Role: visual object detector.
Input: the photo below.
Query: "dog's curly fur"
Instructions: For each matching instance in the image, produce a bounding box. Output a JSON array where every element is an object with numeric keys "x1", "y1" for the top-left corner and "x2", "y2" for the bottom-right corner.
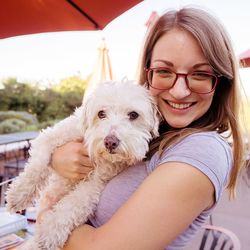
[{"x1": 6, "y1": 81, "x2": 159, "y2": 250}]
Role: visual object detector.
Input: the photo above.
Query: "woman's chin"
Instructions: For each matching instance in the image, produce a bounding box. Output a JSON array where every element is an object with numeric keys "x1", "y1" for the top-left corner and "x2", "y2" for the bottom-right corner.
[{"x1": 165, "y1": 118, "x2": 193, "y2": 129}]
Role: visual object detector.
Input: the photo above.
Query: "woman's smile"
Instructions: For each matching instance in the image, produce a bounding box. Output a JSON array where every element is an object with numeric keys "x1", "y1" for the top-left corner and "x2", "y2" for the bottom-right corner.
[{"x1": 165, "y1": 100, "x2": 195, "y2": 110}]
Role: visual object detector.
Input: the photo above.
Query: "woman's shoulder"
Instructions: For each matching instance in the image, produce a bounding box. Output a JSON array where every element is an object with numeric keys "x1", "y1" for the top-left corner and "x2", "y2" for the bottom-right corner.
[
  {"x1": 181, "y1": 131, "x2": 231, "y2": 144},
  {"x1": 150, "y1": 131, "x2": 232, "y2": 165},
  {"x1": 170, "y1": 131, "x2": 231, "y2": 149},
  {"x1": 147, "y1": 131, "x2": 233, "y2": 201}
]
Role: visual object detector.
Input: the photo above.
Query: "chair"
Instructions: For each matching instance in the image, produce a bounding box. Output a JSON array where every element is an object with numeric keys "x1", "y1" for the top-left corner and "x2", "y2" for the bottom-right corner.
[
  {"x1": 0, "y1": 146, "x2": 29, "y2": 206},
  {"x1": 3, "y1": 158, "x2": 26, "y2": 177},
  {"x1": 199, "y1": 224, "x2": 241, "y2": 250},
  {"x1": 3, "y1": 145, "x2": 29, "y2": 178}
]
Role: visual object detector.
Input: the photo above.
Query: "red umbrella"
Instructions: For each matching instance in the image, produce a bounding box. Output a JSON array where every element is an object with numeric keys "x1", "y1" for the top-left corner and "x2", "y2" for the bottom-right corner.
[
  {"x1": 0, "y1": 0, "x2": 142, "y2": 39},
  {"x1": 239, "y1": 49, "x2": 250, "y2": 68}
]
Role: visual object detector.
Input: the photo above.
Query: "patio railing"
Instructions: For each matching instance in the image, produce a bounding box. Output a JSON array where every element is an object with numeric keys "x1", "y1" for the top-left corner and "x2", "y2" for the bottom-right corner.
[{"x1": 0, "y1": 177, "x2": 16, "y2": 206}]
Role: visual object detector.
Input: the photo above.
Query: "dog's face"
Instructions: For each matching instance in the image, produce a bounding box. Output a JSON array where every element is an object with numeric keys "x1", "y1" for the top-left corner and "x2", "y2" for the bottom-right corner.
[{"x1": 80, "y1": 81, "x2": 159, "y2": 165}]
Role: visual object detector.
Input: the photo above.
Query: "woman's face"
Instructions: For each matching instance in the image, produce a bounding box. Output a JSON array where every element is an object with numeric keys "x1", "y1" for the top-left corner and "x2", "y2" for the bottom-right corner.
[{"x1": 150, "y1": 28, "x2": 215, "y2": 128}]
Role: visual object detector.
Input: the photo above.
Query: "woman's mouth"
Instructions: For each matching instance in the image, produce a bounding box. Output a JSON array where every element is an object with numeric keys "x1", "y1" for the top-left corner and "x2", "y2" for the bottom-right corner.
[{"x1": 166, "y1": 100, "x2": 195, "y2": 110}]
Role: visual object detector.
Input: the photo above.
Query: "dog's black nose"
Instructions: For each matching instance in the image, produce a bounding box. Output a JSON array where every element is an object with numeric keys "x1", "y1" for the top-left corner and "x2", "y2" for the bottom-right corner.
[{"x1": 104, "y1": 135, "x2": 120, "y2": 152}]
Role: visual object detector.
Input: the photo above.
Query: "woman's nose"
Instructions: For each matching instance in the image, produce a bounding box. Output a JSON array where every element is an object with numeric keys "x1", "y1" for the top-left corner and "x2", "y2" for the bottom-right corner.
[{"x1": 168, "y1": 76, "x2": 191, "y2": 99}]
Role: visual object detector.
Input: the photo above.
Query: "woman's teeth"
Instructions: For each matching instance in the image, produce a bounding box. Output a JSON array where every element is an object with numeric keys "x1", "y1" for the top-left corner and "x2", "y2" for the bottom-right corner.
[{"x1": 168, "y1": 101, "x2": 192, "y2": 109}]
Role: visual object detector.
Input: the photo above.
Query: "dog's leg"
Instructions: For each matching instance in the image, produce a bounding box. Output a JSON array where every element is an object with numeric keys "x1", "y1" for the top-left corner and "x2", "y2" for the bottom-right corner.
[
  {"x1": 6, "y1": 109, "x2": 83, "y2": 213},
  {"x1": 37, "y1": 173, "x2": 75, "y2": 223},
  {"x1": 35, "y1": 177, "x2": 105, "y2": 250}
]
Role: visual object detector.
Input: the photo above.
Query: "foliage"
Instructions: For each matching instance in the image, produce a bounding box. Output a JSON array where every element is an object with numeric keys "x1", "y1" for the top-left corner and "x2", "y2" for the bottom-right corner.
[
  {"x1": 0, "y1": 78, "x2": 39, "y2": 113},
  {"x1": 0, "y1": 76, "x2": 87, "y2": 133},
  {"x1": 50, "y1": 76, "x2": 86, "y2": 120},
  {"x1": 36, "y1": 119, "x2": 60, "y2": 130},
  {"x1": 0, "y1": 111, "x2": 38, "y2": 124},
  {"x1": 0, "y1": 118, "x2": 26, "y2": 134},
  {"x1": 53, "y1": 76, "x2": 86, "y2": 94},
  {"x1": 0, "y1": 111, "x2": 38, "y2": 134}
]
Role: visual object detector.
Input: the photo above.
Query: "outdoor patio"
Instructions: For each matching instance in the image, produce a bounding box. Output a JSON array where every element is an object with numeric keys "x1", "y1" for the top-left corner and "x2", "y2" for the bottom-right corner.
[{"x1": 185, "y1": 167, "x2": 250, "y2": 249}]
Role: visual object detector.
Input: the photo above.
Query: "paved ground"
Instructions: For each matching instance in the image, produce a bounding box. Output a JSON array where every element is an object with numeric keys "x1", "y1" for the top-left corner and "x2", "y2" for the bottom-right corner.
[{"x1": 185, "y1": 169, "x2": 250, "y2": 249}]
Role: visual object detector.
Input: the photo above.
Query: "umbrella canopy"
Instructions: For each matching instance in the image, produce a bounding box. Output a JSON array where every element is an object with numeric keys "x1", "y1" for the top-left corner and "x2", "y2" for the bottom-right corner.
[
  {"x1": 87, "y1": 38, "x2": 113, "y2": 91},
  {"x1": 239, "y1": 49, "x2": 250, "y2": 68},
  {"x1": 0, "y1": 0, "x2": 142, "y2": 39}
]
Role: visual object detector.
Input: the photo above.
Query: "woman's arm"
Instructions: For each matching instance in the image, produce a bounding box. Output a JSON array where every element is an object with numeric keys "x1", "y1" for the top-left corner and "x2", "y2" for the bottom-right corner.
[{"x1": 62, "y1": 162, "x2": 214, "y2": 250}]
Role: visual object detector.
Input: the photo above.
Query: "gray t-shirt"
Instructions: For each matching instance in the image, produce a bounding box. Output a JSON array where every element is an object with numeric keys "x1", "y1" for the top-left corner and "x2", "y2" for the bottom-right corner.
[{"x1": 89, "y1": 132, "x2": 233, "y2": 249}]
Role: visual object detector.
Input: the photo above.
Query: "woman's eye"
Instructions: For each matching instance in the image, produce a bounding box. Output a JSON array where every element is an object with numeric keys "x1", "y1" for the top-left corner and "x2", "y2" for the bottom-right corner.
[
  {"x1": 98, "y1": 110, "x2": 106, "y2": 119},
  {"x1": 128, "y1": 111, "x2": 139, "y2": 120},
  {"x1": 154, "y1": 68, "x2": 173, "y2": 77},
  {"x1": 191, "y1": 71, "x2": 211, "y2": 79}
]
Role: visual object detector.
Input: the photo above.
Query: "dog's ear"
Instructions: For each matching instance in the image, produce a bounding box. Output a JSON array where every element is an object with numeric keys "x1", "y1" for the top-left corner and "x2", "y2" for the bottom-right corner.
[{"x1": 77, "y1": 97, "x2": 91, "y2": 134}]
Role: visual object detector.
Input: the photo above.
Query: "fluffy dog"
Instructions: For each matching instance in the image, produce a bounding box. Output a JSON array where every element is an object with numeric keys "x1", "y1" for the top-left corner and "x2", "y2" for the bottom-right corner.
[{"x1": 6, "y1": 81, "x2": 159, "y2": 250}]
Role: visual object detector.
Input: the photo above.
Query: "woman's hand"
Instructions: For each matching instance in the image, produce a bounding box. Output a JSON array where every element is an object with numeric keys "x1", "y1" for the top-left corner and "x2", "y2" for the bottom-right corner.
[{"x1": 51, "y1": 138, "x2": 93, "y2": 180}]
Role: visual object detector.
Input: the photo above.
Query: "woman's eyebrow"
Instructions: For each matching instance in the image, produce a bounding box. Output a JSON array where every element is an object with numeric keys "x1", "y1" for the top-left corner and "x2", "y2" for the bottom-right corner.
[
  {"x1": 152, "y1": 59, "x2": 174, "y2": 67},
  {"x1": 152, "y1": 60, "x2": 211, "y2": 69},
  {"x1": 193, "y1": 62, "x2": 211, "y2": 69}
]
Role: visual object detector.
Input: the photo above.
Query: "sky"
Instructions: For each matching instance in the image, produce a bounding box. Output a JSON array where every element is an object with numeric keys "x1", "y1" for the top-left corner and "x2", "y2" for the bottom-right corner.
[{"x1": 0, "y1": 0, "x2": 250, "y2": 96}]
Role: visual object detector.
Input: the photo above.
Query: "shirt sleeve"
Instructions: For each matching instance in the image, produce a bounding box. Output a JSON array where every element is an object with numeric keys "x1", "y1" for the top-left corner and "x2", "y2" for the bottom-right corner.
[{"x1": 146, "y1": 132, "x2": 233, "y2": 202}]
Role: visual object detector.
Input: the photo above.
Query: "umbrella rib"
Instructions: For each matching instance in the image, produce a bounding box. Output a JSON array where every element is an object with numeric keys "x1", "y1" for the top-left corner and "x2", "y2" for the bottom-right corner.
[{"x1": 66, "y1": 0, "x2": 101, "y2": 29}]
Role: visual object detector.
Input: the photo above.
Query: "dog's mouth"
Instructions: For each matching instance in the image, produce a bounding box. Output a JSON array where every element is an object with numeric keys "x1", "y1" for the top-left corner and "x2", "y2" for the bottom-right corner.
[
  {"x1": 107, "y1": 149, "x2": 117, "y2": 154},
  {"x1": 98, "y1": 148, "x2": 129, "y2": 163}
]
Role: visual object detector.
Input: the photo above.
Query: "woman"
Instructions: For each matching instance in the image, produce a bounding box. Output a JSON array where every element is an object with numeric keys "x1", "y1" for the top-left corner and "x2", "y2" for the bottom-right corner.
[{"x1": 50, "y1": 7, "x2": 244, "y2": 250}]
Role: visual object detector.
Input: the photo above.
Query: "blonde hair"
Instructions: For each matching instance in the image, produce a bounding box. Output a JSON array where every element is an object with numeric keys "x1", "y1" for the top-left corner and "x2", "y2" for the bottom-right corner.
[{"x1": 137, "y1": 7, "x2": 245, "y2": 197}]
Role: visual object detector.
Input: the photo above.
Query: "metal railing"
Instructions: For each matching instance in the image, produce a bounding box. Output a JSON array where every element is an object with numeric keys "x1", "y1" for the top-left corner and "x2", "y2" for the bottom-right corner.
[{"x1": 0, "y1": 177, "x2": 16, "y2": 206}]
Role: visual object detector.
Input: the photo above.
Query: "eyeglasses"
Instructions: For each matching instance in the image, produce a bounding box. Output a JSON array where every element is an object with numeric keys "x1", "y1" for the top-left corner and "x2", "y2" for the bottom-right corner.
[{"x1": 145, "y1": 67, "x2": 219, "y2": 94}]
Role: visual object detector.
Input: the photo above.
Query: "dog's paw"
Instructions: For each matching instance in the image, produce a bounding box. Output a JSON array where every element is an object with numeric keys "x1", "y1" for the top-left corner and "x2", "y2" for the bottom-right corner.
[
  {"x1": 5, "y1": 183, "x2": 33, "y2": 212},
  {"x1": 16, "y1": 237, "x2": 37, "y2": 250},
  {"x1": 36, "y1": 210, "x2": 71, "y2": 250},
  {"x1": 36, "y1": 234, "x2": 62, "y2": 250},
  {"x1": 36, "y1": 238, "x2": 61, "y2": 250},
  {"x1": 5, "y1": 195, "x2": 22, "y2": 213},
  {"x1": 5, "y1": 195, "x2": 30, "y2": 213}
]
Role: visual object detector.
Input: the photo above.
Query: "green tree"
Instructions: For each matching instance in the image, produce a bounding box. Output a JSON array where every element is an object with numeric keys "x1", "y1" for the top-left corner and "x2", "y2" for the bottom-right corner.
[
  {"x1": 52, "y1": 76, "x2": 87, "y2": 117},
  {"x1": 53, "y1": 76, "x2": 87, "y2": 95},
  {"x1": 0, "y1": 76, "x2": 87, "y2": 127}
]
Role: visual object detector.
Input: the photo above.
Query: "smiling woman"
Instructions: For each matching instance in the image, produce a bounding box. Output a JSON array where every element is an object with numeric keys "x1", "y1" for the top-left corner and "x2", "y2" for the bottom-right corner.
[{"x1": 43, "y1": 7, "x2": 247, "y2": 250}]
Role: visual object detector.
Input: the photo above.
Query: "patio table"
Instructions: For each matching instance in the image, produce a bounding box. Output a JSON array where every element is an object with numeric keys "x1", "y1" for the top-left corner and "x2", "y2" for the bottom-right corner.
[
  {"x1": 0, "y1": 132, "x2": 39, "y2": 206},
  {"x1": 0, "y1": 131, "x2": 39, "y2": 146}
]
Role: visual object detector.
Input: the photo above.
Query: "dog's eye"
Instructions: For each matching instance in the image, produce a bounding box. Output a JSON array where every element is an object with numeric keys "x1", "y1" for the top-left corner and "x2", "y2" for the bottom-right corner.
[
  {"x1": 98, "y1": 110, "x2": 106, "y2": 119},
  {"x1": 128, "y1": 111, "x2": 139, "y2": 120}
]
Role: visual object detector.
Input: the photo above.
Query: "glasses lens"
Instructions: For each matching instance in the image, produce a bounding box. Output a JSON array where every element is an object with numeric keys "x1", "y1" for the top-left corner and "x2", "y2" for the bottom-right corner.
[
  {"x1": 148, "y1": 68, "x2": 175, "y2": 90},
  {"x1": 188, "y1": 72, "x2": 217, "y2": 93}
]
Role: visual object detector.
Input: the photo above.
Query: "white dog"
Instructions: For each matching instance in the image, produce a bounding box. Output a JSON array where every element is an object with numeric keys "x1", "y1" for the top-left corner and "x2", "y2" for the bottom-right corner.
[{"x1": 6, "y1": 81, "x2": 159, "y2": 250}]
